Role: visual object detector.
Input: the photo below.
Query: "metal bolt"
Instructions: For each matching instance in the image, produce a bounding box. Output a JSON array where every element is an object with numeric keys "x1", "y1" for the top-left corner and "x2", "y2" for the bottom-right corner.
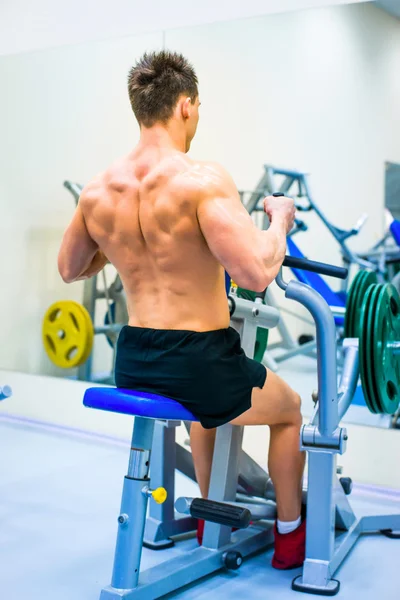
[
  {"x1": 252, "y1": 308, "x2": 259, "y2": 317},
  {"x1": 343, "y1": 435, "x2": 348, "y2": 441},
  {"x1": 118, "y1": 514, "x2": 129, "y2": 525}
]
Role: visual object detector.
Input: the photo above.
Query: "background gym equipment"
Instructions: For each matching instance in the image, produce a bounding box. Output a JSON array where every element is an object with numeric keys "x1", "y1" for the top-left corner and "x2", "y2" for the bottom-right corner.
[
  {"x1": 242, "y1": 165, "x2": 400, "y2": 288},
  {"x1": 359, "y1": 283, "x2": 400, "y2": 416},
  {"x1": 241, "y1": 168, "x2": 400, "y2": 375},
  {"x1": 0, "y1": 385, "x2": 12, "y2": 401},
  {"x1": 344, "y1": 270, "x2": 379, "y2": 338},
  {"x1": 83, "y1": 254, "x2": 400, "y2": 599},
  {"x1": 42, "y1": 300, "x2": 95, "y2": 369}
]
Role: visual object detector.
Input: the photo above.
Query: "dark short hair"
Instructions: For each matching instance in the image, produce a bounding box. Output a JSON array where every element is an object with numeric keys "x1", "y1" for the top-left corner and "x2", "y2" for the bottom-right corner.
[{"x1": 128, "y1": 51, "x2": 198, "y2": 127}]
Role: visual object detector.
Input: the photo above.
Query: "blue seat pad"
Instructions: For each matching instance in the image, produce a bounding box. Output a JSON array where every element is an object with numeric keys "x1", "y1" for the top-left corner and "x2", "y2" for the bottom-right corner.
[{"x1": 83, "y1": 387, "x2": 198, "y2": 421}]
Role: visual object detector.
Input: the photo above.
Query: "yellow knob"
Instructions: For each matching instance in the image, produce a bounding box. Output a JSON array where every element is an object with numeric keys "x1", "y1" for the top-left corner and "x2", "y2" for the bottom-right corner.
[
  {"x1": 230, "y1": 280, "x2": 238, "y2": 290},
  {"x1": 152, "y1": 487, "x2": 168, "y2": 504}
]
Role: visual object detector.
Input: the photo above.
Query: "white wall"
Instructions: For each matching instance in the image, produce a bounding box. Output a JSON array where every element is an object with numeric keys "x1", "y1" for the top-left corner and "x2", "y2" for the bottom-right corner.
[
  {"x1": 0, "y1": 0, "x2": 370, "y2": 56},
  {"x1": 0, "y1": 2, "x2": 400, "y2": 376},
  {"x1": 0, "y1": 31, "x2": 163, "y2": 375}
]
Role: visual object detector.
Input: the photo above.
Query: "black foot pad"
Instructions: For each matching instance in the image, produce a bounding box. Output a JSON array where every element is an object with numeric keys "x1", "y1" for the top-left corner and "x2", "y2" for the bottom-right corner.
[
  {"x1": 143, "y1": 538, "x2": 175, "y2": 550},
  {"x1": 381, "y1": 529, "x2": 400, "y2": 540},
  {"x1": 292, "y1": 575, "x2": 340, "y2": 596}
]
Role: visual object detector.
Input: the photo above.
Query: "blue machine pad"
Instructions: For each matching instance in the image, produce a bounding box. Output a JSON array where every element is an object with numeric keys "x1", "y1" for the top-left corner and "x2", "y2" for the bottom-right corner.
[{"x1": 83, "y1": 387, "x2": 198, "y2": 421}]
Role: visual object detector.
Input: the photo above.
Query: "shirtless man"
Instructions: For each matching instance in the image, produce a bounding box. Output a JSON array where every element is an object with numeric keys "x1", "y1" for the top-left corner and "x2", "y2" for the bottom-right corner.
[{"x1": 58, "y1": 51, "x2": 306, "y2": 569}]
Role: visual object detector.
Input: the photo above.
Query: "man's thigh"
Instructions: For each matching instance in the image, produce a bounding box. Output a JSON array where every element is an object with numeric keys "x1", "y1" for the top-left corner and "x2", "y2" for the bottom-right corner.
[{"x1": 229, "y1": 368, "x2": 301, "y2": 427}]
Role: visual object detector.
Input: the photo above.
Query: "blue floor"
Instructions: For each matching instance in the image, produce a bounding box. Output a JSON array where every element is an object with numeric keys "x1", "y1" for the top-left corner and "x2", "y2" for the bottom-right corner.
[{"x1": 1, "y1": 418, "x2": 400, "y2": 600}]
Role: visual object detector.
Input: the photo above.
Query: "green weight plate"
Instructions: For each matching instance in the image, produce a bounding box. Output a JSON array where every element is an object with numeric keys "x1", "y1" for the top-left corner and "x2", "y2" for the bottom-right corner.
[
  {"x1": 359, "y1": 285, "x2": 381, "y2": 414},
  {"x1": 366, "y1": 285, "x2": 385, "y2": 413},
  {"x1": 359, "y1": 284, "x2": 375, "y2": 413},
  {"x1": 345, "y1": 271, "x2": 369, "y2": 338},
  {"x1": 373, "y1": 284, "x2": 400, "y2": 414},
  {"x1": 354, "y1": 272, "x2": 378, "y2": 338},
  {"x1": 350, "y1": 272, "x2": 369, "y2": 337},
  {"x1": 344, "y1": 271, "x2": 364, "y2": 337}
]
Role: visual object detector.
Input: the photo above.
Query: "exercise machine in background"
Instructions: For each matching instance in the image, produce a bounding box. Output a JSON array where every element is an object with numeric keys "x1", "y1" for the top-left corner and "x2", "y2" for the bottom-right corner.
[{"x1": 242, "y1": 165, "x2": 400, "y2": 287}]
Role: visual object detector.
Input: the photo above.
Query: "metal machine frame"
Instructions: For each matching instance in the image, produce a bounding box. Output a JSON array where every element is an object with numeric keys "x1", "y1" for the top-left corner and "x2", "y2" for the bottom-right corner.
[{"x1": 84, "y1": 258, "x2": 400, "y2": 598}]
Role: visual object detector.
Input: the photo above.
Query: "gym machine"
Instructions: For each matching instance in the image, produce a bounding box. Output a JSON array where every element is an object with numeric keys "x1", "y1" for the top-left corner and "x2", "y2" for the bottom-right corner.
[{"x1": 83, "y1": 254, "x2": 400, "y2": 598}]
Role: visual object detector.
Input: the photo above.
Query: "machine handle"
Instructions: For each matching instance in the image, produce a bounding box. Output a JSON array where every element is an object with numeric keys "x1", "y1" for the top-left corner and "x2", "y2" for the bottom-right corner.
[
  {"x1": 63, "y1": 180, "x2": 83, "y2": 203},
  {"x1": 351, "y1": 212, "x2": 368, "y2": 234},
  {"x1": 283, "y1": 256, "x2": 348, "y2": 280},
  {"x1": 271, "y1": 193, "x2": 348, "y2": 280}
]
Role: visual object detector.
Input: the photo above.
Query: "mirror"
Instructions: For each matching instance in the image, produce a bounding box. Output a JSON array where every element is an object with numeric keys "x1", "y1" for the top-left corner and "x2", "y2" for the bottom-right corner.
[{"x1": 1, "y1": 1, "x2": 399, "y2": 436}]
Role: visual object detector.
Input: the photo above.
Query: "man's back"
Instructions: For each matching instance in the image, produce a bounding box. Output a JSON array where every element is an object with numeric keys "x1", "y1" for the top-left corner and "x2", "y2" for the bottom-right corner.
[{"x1": 81, "y1": 147, "x2": 230, "y2": 331}]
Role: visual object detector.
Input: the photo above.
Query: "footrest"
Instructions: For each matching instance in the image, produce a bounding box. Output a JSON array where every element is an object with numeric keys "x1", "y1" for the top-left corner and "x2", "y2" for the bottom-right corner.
[
  {"x1": 189, "y1": 498, "x2": 251, "y2": 529},
  {"x1": 292, "y1": 575, "x2": 340, "y2": 596}
]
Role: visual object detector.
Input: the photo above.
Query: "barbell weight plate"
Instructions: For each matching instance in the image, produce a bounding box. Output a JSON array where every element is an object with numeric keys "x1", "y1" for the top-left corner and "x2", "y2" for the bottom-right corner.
[
  {"x1": 348, "y1": 271, "x2": 368, "y2": 337},
  {"x1": 354, "y1": 272, "x2": 378, "y2": 338},
  {"x1": 374, "y1": 284, "x2": 400, "y2": 414},
  {"x1": 359, "y1": 285, "x2": 380, "y2": 414},
  {"x1": 345, "y1": 271, "x2": 368, "y2": 338},
  {"x1": 365, "y1": 284, "x2": 385, "y2": 414},
  {"x1": 42, "y1": 300, "x2": 94, "y2": 369}
]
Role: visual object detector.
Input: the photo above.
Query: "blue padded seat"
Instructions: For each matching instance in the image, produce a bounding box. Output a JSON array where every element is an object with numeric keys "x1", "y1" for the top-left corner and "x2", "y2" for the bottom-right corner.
[{"x1": 83, "y1": 387, "x2": 198, "y2": 421}]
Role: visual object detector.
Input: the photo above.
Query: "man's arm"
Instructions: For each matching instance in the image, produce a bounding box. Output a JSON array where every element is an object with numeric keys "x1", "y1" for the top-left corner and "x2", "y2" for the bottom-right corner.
[
  {"x1": 58, "y1": 203, "x2": 108, "y2": 283},
  {"x1": 197, "y1": 164, "x2": 292, "y2": 292}
]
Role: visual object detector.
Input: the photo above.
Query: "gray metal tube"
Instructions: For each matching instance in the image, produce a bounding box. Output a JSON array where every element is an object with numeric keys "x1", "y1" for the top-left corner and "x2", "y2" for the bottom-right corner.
[
  {"x1": 284, "y1": 280, "x2": 338, "y2": 437},
  {"x1": 231, "y1": 296, "x2": 280, "y2": 329},
  {"x1": 337, "y1": 345, "x2": 359, "y2": 422}
]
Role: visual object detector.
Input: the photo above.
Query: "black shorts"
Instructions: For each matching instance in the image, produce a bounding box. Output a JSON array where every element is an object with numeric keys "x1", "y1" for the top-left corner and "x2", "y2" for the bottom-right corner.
[{"x1": 115, "y1": 326, "x2": 267, "y2": 429}]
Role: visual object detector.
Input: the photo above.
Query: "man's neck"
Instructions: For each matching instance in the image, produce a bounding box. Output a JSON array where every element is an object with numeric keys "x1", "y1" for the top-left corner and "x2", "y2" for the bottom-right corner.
[{"x1": 138, "y1": 123, "x2": 186, "y2": 153}]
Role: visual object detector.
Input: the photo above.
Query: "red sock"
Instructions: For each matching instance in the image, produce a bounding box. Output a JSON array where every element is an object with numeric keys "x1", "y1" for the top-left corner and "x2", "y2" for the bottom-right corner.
[
  {"x1": 197, "y1": 519, "x2": 243, "y2": 545},
  {"x1": 197, "y1": 519, "x2": 205, "y2": 545},
  {"x1": 271, "y1": 520, "x2": 306, "y2": 570}
]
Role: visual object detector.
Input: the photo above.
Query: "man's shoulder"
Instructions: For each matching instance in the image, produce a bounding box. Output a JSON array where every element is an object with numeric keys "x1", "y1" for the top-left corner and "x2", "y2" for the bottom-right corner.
[
  {"x1": 80, "y1": 156, "x2": 131, "y2": 204},
  {"x1": 174, "y1": 159, "x2": 235, "y2": 197}
]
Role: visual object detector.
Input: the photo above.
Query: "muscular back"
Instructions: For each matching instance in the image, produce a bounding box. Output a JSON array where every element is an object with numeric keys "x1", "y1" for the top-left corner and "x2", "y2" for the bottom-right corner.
[{"x1": 81, "y1": 148, "x2": 230, "y2": 331}]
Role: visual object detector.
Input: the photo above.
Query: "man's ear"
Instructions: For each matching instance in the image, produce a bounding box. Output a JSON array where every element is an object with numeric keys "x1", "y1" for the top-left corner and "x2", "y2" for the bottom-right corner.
[{"x1": 181, "y1": 97, "x2": 192, "y2": 120}]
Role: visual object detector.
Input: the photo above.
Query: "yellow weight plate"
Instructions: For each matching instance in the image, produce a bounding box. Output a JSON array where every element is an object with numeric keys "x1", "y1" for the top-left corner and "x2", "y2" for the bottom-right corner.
[{"x1": 42, "y1": 300, "x2": 94, "y2": 368}]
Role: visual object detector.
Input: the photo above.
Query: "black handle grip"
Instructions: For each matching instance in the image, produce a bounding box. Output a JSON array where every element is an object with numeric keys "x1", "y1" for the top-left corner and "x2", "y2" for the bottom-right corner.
[
  {"x1": 283, "y1": 256, "x2": 348, "y2": 280},
  {"x1": 190, "y1": 498, "x2": 251, "y2": 529}
]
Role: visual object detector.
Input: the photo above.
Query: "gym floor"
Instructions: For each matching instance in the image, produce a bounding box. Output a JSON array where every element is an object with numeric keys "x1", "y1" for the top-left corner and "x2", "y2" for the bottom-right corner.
[{"x1": 1, "y1": 367, "x2": 400, "y2": 599}]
